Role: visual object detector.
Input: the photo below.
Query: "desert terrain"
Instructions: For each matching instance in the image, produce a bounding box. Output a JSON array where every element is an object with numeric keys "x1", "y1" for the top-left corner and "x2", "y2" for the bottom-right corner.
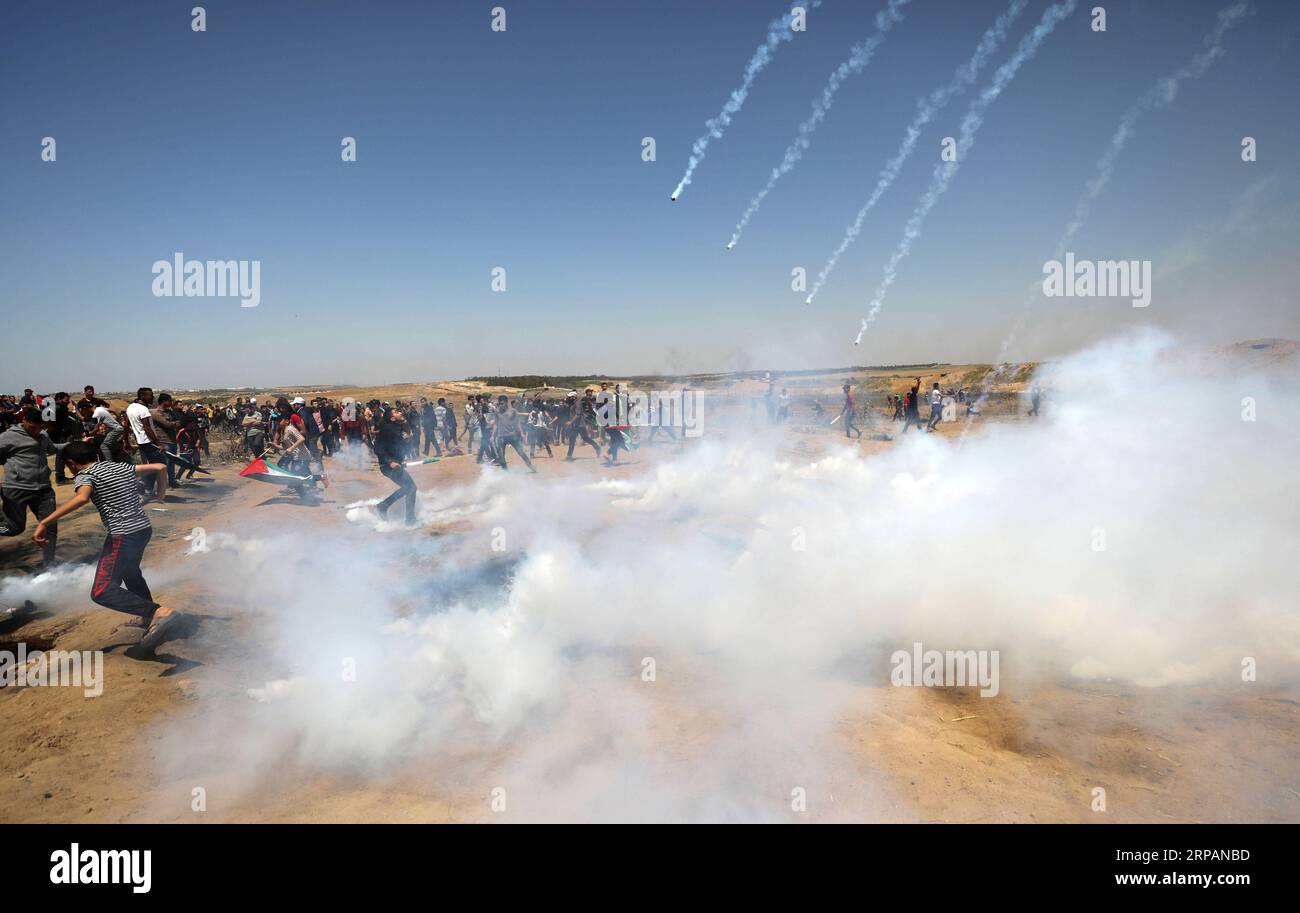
[{"x1": 2, "y1": 347, "x2": 1297, "y2": 823}]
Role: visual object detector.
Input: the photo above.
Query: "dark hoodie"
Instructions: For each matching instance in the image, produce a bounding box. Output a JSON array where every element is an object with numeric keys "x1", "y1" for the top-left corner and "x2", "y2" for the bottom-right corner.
[{"x1": 372, "y1": 414, "x2": 407, "y2": 466}]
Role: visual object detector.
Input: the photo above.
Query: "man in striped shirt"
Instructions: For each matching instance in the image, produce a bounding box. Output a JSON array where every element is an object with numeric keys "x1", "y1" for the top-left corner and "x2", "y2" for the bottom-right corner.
[{"x1": 32, "y1": 442, "x2": 182, "y2": 654}]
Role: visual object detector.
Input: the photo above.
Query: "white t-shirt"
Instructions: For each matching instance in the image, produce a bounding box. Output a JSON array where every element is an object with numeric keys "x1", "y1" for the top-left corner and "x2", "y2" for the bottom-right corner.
[
  {"x1": 92, "y1": 406, "x2": 122, "y2": 430},
  {"x1": 125, "y1": 402, "x2": 153, "y2": 445},
  {"x1": 929, "y1": 389, "x2": 942, "y2": 406}
]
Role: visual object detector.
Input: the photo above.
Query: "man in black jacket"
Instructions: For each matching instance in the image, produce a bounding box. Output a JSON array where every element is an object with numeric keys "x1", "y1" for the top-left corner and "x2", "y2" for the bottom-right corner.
[
  {"x1": 373, "y1": 407, "x2": 418, "y2": 525},
  {"x1": 420, "y1": 399, "x2": 441, "y2": 457},
  {"x1": 49, "y1": 392, "x2": 85, "y2": 484}
]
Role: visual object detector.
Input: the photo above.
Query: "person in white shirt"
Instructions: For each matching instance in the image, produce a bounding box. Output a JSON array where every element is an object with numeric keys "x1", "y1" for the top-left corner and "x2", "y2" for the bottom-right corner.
[
  {"x1": 927, "y1": 382, "x2": 943, "y2": 432},
  {"x1": 84, "y1": 403, "x2": 125, "y2": 462},
  {"x1": 125, "y1": 387, "x2": 167, "y2": 500},
  {"x1": 125, "y1": 399, "x2": 153, "y2": 447}
]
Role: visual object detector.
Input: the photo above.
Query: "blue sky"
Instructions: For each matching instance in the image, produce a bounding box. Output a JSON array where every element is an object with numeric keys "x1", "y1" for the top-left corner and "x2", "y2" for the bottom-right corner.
[{"x1": 2, "y1": 0, "x2": 1297, "y2": 391}]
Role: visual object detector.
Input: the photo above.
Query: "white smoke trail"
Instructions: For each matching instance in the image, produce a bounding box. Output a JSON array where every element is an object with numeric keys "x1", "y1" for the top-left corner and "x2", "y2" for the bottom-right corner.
[
  {"x1": 983, "y1": 1, "x2": 1253, "y2": 373},
  {"x1": 670, "y1": 1, "x2": 821, "y2": 203},
  {"x1": 854, "y1": 0, "x2": 1079, "y2": 345},
  {"x1": 725, "y1": 0, "x2": 912, "y2": 250},
  {"x1": 804, "y1": 0, "x2": 1028, "y2": 302}
]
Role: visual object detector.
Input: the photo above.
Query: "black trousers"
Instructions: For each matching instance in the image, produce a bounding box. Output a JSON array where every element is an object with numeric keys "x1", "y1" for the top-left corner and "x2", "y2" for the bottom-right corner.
[
  {"x1": 423, "y1": 425, "x2": 442, "y2": 456},
  {"x1": 90, "y1": 527, "x2": 158, "y2": 619},
  {"x1": 378, "y1": 463, "x2": 417, "y2": 521},
  {"x1": 605, "y1": 428, "x2": 626, "y2": 461},
  {"x1": 528, "y1": 426, "x2": 552, "y2": 458},
  {"x1": 495, "y1": 434, "x2": 533, "y2": 469},
  {"x1": 566, "y1": 423, "x2": 601, "y2": 458},
  {"x1": 0, "y1": 486, "x2": 57, "y2": 565}
]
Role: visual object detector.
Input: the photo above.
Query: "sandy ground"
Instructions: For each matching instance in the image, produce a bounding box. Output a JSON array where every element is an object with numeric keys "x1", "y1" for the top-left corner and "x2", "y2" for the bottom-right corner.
[{"x1": 1, "y1": 410, "x2": 1297, "y2": 823}]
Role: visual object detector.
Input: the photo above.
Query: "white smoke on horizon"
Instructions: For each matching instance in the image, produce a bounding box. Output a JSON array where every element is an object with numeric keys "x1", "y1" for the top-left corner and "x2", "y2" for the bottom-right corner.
[
  {"x1": 123, "y1": 327, "x2": 1300, "y2": 822},
  {"x1": 726, "y1": 0, "x2": 912, "y2": 249}
]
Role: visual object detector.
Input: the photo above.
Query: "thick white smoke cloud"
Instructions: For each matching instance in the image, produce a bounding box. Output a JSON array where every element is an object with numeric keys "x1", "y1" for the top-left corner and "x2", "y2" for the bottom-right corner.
[
  {"x1": 726, "y1": 0, "x2": 912, "y2": 249},
  {"x1": 855, "y1": 0, "x2": 1079, "y2": 344},
  {"x1": 139, "y1": 329, "x2": 1299, "y2": 821},
  {"x1": 805, "y1": 0, "x2": 1028, "y2": 303},
  {"x1": 671, "y1": 1, "x2": 821, "y2": 202},
  {"x1": 0, "y1": 564, "x2": 95, "y2": 614}
]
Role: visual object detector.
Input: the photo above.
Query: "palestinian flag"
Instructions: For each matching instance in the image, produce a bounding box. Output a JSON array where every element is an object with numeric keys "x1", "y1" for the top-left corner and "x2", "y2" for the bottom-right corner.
[
  {"x1": 607, "y1": 426, "x2": 639, "y2": 450},
  {"x1": 404, "y1": 457, "x2": 441, "y2": 468},
  {"x1": 239, "y1": 457, "x2": 314, "y2": 486}
]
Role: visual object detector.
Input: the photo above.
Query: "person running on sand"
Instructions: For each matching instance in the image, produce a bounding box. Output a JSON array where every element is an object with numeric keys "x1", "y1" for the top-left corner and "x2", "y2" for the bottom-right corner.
[
  {"x1": 462, "y1": 396, "x2": 479, "y2": 450},
  {"x1": 903, "y1": 384, "x2": 923, "y2": 433},
  {"x1": 840, "y1": 384, "x2": 862, "y2": 440},
  {"x1": 33, "y1": 441, "x2": 181, "y2": 654},
  {"x1": 373, "y1": 406, "x2": 418, "y2": 524},
  {"x1": 563, "y1": 392, "x2": 602, "y2": 462},
  {"x1": 528, "y1": 402, "x2": 553, "y2": 459},
  {"x1": 175, "y1": 416, "x2": 202, "y2": 479},
  {"x1": 927, "y1": 382, "x2": 944, "y2": 432},
  {"x1": 0, "y1": 407, "x2": 69, "y2": 567},
  {"x1": 492, "y1": 395, "x2": 536, "y2": 472},
  {"x1": 269, "y1": 398, "x2": 322, "y2": 500}
]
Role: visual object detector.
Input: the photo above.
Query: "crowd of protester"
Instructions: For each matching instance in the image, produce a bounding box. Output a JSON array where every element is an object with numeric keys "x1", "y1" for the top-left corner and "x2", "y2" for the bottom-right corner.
[
  {"x1": 0, "y1": 382, "x2": 656, "y2": 576},
  {"x1": 0, "y1": 386, "x2": 194, "y2": 653}
]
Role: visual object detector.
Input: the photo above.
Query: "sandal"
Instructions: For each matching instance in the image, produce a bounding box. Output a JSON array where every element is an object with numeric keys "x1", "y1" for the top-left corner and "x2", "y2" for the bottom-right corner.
[{"x1": 138, "y1": 611, "x2": 182, "y2": 652}]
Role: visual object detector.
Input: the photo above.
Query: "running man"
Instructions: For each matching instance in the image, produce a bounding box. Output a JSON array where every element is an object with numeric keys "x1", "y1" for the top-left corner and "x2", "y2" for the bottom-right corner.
[
  {"x1": 473, "y1": 395, "x2": 497, "y2": 465},
  {"x1": 373, "y1": 407, "x2": 418, "y2": 524},
  {"x1": 0, "y1": 407, "x2": 66, "y2": 567},
  {"x1": 840, "y1": 384, "x2": 862, "y2": 440},
  {"x1": 462, "y1": 396, "x2": 479, "y2": 450},
  {"x1": 563, "y1": 392, "x2": 602, "y2": 462},
  {"x1": 527, "y1": 402, "x2": 553, "y2": 459},
  {"x1": 32, "y1": 441, "x2": 181, "y2": 653},
  {"x1": 492, "y1": 395, "x2": 536, "y2": 472},
  {"x1": 927, "y1": 382, "x2": 943, "y2": 432}
]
